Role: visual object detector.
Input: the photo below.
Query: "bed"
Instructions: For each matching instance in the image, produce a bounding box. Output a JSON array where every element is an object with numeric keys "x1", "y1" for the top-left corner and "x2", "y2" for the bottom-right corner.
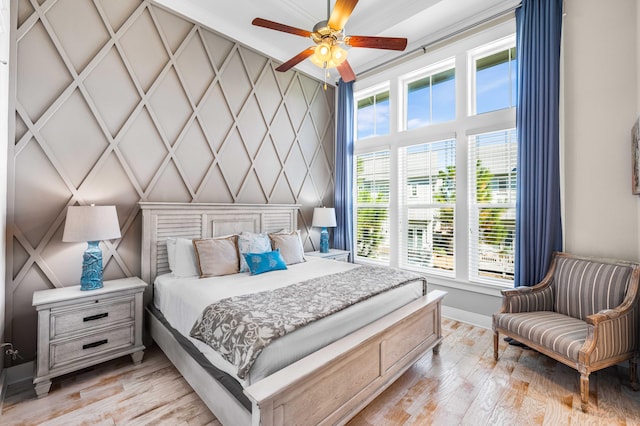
[{"x1": 140, "y1": 202, "x2": 445, "y2": 426}]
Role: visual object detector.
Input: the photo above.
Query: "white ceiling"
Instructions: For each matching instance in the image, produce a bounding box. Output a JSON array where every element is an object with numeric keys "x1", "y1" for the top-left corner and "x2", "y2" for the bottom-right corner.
[{"x1": 153, "y1": 0, "x2": 520, "y2": 84}]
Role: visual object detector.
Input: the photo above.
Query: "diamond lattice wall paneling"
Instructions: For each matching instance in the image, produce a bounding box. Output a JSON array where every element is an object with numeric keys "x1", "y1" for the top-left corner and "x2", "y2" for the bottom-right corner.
[
  {"x1": 6, "y1": 0, "x2": 335, "y2": 364},
  {"x1": 46, "y1": 0, "x2": 110, "y2": 74},
  {"x1": 84, "y1": 47, "x2": 141, "y2": 137}
]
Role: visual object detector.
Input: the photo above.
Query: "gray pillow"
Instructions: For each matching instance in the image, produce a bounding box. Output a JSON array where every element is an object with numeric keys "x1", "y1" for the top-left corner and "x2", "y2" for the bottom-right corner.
[{"x1": 192, "y1": 235, "x2": 240, "y2": 277}]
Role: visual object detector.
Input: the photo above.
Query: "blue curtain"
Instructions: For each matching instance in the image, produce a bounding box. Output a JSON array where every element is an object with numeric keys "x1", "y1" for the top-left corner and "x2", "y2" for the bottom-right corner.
[
  {"x1": 514, "y1": 0, "x2": 563, "y2": 286},
  {"x1": 333, "y1": 79, "x2": 354, "y2": 258}
]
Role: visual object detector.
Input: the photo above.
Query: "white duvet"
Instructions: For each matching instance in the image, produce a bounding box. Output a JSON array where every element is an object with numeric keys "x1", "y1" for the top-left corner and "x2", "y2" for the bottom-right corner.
[{"x1": 154, "y1": 256, "x2": 424, "y2": 386}]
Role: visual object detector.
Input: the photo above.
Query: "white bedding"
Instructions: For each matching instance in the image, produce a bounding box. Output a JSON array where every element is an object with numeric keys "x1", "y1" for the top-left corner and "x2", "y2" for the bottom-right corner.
[{"x1": 154, "y1": 257, "x2": 424, "y2": 385}]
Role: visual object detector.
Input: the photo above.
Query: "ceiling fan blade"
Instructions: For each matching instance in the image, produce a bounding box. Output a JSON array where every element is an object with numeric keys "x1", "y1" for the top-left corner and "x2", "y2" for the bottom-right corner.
[
  {"x1": 328, "y1": 0, "x2": 359, "y2": 31},
  {"x1": 275, "y1": 47, "x2": 316, "y2": 72},
  {"x1": 337, "y1": 60, "x2": 356, "y2": 83},
  {"x1": 346, "y1": 36, "x2": 408, "y2": 51},
  {"x1": 252, "y1": 18, "x2": 312, "y2": 38}
]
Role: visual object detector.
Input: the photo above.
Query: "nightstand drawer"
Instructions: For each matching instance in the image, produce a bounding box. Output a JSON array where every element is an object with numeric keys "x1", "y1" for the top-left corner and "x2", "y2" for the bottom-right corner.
[
  {"x1": 50, "y1": 324, "x2": 135, "y2": 369},
  {"x1": 50, "y1": 296, "x2": 135, "y2": 339}
]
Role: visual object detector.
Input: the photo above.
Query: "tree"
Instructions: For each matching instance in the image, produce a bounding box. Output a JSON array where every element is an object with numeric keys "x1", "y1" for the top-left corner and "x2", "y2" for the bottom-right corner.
[
  {"x1": 432, "y1": 165, "x2": 455, "y2": 258},
  {"x1": 475, "y1": 159, "x2": 514, "y2": 254}
]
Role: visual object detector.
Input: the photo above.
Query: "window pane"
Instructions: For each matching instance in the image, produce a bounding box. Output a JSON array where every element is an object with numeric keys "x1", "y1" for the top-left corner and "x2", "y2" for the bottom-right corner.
[
  {"x1": 431, "y1": 69, "x2": 456, "y2": 124},
  {"x1": 356, "y1": 91, "x2": 390, "y2": 140},
  {"x1": 406, "y1": 68, "x2": 455, "y2": 130},
  {"x1": 375, "y1": 94, "x2": 390, "y2": 136},
  {"x1": 401, "y1": 140, "x2": 455, "y2": 274},
  {"x1": 357, "y1": 101, "x2": 375, "y2": 140},
  {"x1": 476, "y1": 48, "x2": 516, "y2": 114},
  {"x1": 407, "y1": 77, "x2": 431, "y2": 130},
  {"x1": 469, "y1": 129, "x2": 517, "y2": 283},
  {"x1": 355, "y1": 151, "x2": 390, "y2": 263}
]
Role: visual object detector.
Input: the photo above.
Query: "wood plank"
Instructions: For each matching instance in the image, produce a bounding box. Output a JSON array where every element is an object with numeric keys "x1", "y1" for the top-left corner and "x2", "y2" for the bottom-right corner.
[{"x1": 4, "y1": 320, "x2": 640, "y2": 425}]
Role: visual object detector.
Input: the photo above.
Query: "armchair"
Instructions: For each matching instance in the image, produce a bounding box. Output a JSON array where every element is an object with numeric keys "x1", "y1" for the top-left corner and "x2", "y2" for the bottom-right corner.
[{"x1": 493, "y1": 252, "x2": 640, "y2": 412}]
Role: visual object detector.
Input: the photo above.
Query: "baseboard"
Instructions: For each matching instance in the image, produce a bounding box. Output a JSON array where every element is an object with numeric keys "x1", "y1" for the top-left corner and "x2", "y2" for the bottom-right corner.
[
  {"x1": 442, "y1": 306, "x2": 492, "y2": 329},
  {"x1": 6, "y1": 360, "x2": 33, "y2": 385},
  {"x1": 0, "y1": 368, "x2": 6, "y2": 414}
]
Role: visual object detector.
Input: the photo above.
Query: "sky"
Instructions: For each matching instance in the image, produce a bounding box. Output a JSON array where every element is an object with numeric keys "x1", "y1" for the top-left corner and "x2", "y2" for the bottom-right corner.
[{"x1": 356, "y1": 55, "x2": 517, "y2": 139}]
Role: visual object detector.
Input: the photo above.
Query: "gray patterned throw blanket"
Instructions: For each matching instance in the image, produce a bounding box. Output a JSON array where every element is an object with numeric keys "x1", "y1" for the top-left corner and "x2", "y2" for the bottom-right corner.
[{"x1": 190, "y1": 265, "x2": 426, "y2": 379}]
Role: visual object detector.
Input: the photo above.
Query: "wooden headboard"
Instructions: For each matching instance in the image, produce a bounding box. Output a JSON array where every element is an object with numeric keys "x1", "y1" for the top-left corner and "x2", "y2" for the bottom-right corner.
[{"x1": 139, "y1": 202, "x2": 301, "y2": 305}]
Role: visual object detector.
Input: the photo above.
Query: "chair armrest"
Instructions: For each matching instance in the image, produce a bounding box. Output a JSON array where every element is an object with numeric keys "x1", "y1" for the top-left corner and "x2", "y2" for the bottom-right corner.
[
  {"x1": 585, "y1": 309, "x2": 622, "y2": 325},
  {"x1": 581, "y1": 302, "x2": 639, "y2": 365},
  {"x1": 499, "y1": 283, "x2": 554, "y2": 314}
]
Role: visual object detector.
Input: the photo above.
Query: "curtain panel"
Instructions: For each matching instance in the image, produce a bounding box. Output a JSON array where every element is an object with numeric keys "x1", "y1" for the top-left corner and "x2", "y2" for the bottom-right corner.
[
  {"x1": 514, "y1": 0, "x2": 564, "y2": 286},
  {"x1": 333, "y1": 80, "x2": 354, "y2": 258}
]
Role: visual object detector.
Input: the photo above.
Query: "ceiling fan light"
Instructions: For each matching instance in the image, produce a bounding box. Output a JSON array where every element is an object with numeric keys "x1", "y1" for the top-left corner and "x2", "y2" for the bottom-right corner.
[
  {"x1": 314, "y1": 42, "x2": 332, "y2": 62},
  {"x1": 331, "y1": 45, "x2": 347, "y2": 64}
]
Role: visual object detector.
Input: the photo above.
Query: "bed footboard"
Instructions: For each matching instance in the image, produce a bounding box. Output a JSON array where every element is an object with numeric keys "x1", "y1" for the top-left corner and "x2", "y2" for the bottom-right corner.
[{"x1": 245, "y1": 289, "x2": 446, "y2": 426}]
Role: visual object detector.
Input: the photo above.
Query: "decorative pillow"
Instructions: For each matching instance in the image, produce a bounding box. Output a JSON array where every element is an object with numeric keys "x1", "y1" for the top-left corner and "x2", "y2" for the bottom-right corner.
[
  {"x1": 172, "y1": 237, "x2": 200, "y2": 278},
  {"x1": 192, "y1": 235, "x2": 240, "y2": 278},
  {"x1": 166, "y1": 237, "x2": 177, "y2": 272},
  {"x1": 269, "y1": 230, "x2": 305, "y2": 265},
  {"x1": 243, "y1": 249, "x2": 287, "y2": 275},
  {"x1": 238, "y1": 232, "x2": 272, "y2": 273}
]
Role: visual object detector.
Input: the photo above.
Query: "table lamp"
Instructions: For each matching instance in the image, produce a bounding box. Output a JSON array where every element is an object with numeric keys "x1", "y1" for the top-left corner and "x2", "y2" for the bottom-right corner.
[
  {"x1": 312, "y1": 207, "x2": 336, "y2": 253},
  {"x1": 62, "y1": 205, "x2": 121, "y2": 291}
]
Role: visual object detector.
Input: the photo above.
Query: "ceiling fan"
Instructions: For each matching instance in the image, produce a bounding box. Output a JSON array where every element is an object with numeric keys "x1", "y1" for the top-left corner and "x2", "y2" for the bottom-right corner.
[{"x1": 252, "y1": 0, "x2": 408, "y2": 84}]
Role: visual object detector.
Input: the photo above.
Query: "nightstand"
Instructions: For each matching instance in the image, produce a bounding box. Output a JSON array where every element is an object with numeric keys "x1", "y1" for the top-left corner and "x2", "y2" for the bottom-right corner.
[
  {"x1": 306, "y1": 249, "x2": 351, "y2": 262},
  {"x1": 32, "y1": 277, "x2": 146, "y2": 398}
]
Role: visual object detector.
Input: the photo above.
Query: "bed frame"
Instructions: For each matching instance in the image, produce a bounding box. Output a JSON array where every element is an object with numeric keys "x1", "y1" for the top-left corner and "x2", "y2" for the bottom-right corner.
[{"x1": 140, "y1": 202, "x2": 445, "y2": 426}]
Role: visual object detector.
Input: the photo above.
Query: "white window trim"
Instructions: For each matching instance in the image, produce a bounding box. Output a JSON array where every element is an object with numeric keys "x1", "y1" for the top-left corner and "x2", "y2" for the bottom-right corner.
[
  {"x1": 468, "y1": 34, "x2": 517, "y2": 116},
  {"x1": 354, "y1": 81, "x2": 391, "y2": 142},
  {"x1": 399, "y1": 57, "x2": 456, "y2": 132}
]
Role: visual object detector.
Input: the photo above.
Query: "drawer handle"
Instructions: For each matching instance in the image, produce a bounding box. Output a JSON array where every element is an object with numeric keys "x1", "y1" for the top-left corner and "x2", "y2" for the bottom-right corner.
[
  {"x1": 83, "y1": 339, "x2": 108, "y2": 350},
  {"x1": 83, "y1": 313, "x2": 108, "y2": 322}
]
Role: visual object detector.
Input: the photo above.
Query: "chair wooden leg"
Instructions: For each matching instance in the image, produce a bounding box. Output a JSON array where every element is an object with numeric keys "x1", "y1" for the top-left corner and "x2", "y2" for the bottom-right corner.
[
  {"x1": 580, "y1": 372, "x2": 590, "y2": 413},
  {"x1": 493, "y1": 331, "x2": 499, "y2": 361},
  {"x1": 433, "y1": 342, "x2": 441, "y2": 355},
  {"x1": 630, "y1": 357, "x2": 639, "y2": 391}
]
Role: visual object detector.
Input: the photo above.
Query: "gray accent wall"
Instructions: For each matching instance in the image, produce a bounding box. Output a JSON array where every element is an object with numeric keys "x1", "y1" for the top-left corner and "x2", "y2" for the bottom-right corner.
[{"x1": 6, "y1": 0, "x2": 335, "y2": 364}]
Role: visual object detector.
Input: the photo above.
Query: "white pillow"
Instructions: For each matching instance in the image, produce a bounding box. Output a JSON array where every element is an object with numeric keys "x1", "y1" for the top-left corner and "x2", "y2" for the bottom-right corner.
[
  {"x1": 166, "y1": 237, "x2": 176, "y2": 272},
  {"x1": 172, "y1": 237, "x2": 200, "y2": 278},
  {"x1": 238, "y1": 232, "x2": 272, "y2": 273}
]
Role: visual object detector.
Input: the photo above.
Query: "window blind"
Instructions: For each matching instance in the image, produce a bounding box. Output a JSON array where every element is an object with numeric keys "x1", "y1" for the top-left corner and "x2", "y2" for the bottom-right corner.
[
  {"x1": 468, "y1": 129, "x2": 517, "y2": 283},
  {"x1": 399, "y1": 139, "x2": 456, "y2": 275},
  {"x1": 355, "y1": 150, "x2": 391, "y2": 263}
]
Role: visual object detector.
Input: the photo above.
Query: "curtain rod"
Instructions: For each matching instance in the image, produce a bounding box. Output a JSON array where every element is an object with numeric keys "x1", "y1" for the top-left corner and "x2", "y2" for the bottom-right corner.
[{"x1": 356, "y1": 2, "x2": 522, "y2": 80}]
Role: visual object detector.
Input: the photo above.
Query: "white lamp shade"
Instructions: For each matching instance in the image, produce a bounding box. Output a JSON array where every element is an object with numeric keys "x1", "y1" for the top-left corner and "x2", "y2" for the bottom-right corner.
[
  {"x1": 312, "y1": 207, "x2": 337, "y2": 228},
  {"x1": 62, "y1": 205, "x2": 121, "y2": 242}
]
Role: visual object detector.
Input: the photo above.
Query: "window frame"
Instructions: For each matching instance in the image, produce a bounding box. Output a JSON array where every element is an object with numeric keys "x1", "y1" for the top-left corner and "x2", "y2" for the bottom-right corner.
[
  {"x1": 354, "y1": 82, "x2": 391, "y2": 141},
  {"x1": 467, "y1": 129, "x2": 517, "y2": 285},
  {"x1": 400, "y1": 58, "x2": 457, "y2": 132},
  {"x1": 468, "y1": 34, "x2": 517, "y2": 116}
]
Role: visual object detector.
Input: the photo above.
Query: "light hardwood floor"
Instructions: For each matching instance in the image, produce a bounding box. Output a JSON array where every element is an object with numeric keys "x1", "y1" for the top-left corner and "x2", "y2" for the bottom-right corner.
[{"x1": 2, "y1": 319, "x2": 639, "y2": 425}]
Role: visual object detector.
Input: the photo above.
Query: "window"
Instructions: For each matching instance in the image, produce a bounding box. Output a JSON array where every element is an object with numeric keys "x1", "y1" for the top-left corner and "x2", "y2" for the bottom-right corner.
[
  {"x1": 355, "y1": 150, "x2": 390, "y2": 263},
  {"x1": 356, "y1": 89, "x2": 390, "y2": 140},
  {"x1": 469, "y1": 129, "x2": 517, "y2": 282},
  {"x1": 353, "y1": 23, "x2": 517, "y2": 288},
  {"x1": 471, "y1": 37, "x2": 517, "y2": 114},
  {"x1": 405, "y1": 63, "x2": 456, "y2": 130},
  {"x1": 399, "y1": 140, "x2": 456, "y2": 275}
]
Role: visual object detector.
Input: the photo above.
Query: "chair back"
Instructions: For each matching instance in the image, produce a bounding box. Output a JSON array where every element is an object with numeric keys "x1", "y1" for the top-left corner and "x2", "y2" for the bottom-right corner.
[{"x1": 552, "y1": 255, "x2": 634, "y2": 320}]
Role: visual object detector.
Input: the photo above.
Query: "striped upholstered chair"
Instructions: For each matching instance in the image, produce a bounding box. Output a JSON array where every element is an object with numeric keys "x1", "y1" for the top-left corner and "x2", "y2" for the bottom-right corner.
[{"x1": 493, "y1": 252, "x2": 640, "y2": 412}]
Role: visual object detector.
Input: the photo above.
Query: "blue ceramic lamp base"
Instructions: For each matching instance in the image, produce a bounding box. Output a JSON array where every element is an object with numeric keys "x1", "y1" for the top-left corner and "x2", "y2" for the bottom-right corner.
[
  {"x1": 320, "y1": 227, "x2": 329, "y2": 253},
  {"x1": 81, "y1": 241, "x2": 104, "y2": 291}
]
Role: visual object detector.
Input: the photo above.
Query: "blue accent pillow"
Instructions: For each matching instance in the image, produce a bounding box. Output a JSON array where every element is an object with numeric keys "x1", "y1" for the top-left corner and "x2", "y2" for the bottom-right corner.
[
  {"x1": 243, "y1": 249, "x2": 287, "y2": 275},
  {"x1": 238, "y1": 232, "x2": 272, "y2": 273}
]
